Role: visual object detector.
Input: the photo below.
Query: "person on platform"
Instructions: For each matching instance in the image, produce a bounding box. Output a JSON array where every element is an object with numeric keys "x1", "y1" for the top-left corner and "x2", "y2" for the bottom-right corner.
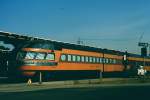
[{"x1": 137, "y1": 65, "x2": 147, "y2": 78}]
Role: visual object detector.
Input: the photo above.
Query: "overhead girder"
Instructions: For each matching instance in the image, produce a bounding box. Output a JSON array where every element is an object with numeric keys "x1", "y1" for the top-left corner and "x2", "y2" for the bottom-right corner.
[{"x1": 0, "y1": 31, "x2": 44, "y2": 51}]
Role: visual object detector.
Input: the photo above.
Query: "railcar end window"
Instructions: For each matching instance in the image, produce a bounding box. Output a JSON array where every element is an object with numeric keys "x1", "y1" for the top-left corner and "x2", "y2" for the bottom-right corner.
[
  {"x1": 35, "y1": 53, "x2": 45, "y2": 60},
  {"x1": 25, "y1": 52, "x2": 36, "y2": 59},
  {"x1": 46, "y1": 53, "x2": 55, "y2": 60}
]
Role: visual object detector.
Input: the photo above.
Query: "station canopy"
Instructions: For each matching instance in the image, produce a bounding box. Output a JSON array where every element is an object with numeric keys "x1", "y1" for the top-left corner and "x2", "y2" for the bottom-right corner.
[
  {"x1": 0, "y1": 31, "x2": 45, "y2": 51},
  {"x1": 0, "y1": 31, "x2": 44, "y2": 44},
  {"x1": 0, "y1": 31, "x2": 126, "y2": 55}
]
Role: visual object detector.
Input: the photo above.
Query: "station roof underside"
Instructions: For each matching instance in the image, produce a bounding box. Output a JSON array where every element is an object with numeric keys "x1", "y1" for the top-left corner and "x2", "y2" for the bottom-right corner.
[{"x1": 0, "y1": 31, "x2": 144, "y2": 58}]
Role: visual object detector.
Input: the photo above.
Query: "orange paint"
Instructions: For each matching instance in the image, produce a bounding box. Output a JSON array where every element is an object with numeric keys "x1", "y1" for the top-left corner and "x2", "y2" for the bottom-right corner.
[
  {"x1": 104, "y1": 65, "x2": 124, "y2": 72},
  {"x1": 23, "y1": 48, "x2": 53, "y2": 53},
  {"x1": 104, "y1": 54, "x2": 122, "y2": 59},
  {"x1": 19, "y1": 46, "x2": 150, "y2": 77}
]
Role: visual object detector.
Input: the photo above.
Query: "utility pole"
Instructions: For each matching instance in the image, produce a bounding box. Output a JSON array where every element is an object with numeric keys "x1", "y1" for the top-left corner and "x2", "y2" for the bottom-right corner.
[
  {"x1": 123, "y1": 50, "x2": 128, "y2": 70},
  {"x1": 146, "y1": 43, "x2": 150, "y2": 56},
  {"x1": 77, "y1": 37, "x2": 84, "y2": 45},
  {"x1": 39, "y1": 72, "x2": 42, "y2": 84},
  {"x1": 137, "y1": 33, "x2": 150, "y2": 69},
  {"x1": 138, "y1": 43, "x2": 148, "y2": 67},
  {"x1": 138, "y1": 33, "x2": 148, "y2": 57}
]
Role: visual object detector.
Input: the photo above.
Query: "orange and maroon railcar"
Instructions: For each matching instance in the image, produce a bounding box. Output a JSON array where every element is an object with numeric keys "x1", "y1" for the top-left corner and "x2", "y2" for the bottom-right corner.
[{"x1": 15, "y1": 40, "x2": 150, "y2": 80}]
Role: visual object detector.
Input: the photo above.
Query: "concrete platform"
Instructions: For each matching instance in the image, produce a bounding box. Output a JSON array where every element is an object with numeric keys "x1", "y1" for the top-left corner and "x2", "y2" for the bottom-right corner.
[{"x1": 1, "y1": 78, "x2": 150, "y2": 92}]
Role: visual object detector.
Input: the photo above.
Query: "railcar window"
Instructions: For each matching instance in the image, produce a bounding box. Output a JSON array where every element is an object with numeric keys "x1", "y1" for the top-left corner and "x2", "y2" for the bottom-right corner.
[
  {"x1": 61, "y1": 54, "x2": 66, "y2": 61},
  {"x1": 46, "y1": 53, "x2": 55, "y2": 60},
  {"x1": 89, "y1": 57, "x2": 92, "y2": 63},
  {"x1": 109, "y1": 59, "x2": 112, "y2": 64},
  {"x1": 113, "y1": 59, "x2": 116, "y2": 64},
  {"x1": 81, "y1": 56, "x2": 85, "y2": 62},
  {"x1": 110, "y1": 59, "x2": 112, "y2": 63},
  {"x1": 148, "y1": 62, "x2": 150, "y2": 66},
  {"x1": 25, "y1": 52, "x2": 36, "y2": 59},
  {"x1": 99, "y1": 58, "x2": 103, "y2": 63},
  {"x1": 103, "y1": 58, "x2": 106, "y2": 63},
  {"x1": 106, "y1": 58, "x2": 109, "y2": 64},
  {"x1": 93, "y1": 57, "x2": 96, "y2": 63},
  {"x1": 117, "y1": 60, "x2": 121, "y2": 64},
  {"x1": 85, "y1": 56, "x2": 89, "y2": 62},
  {"x1": 35, "y1": 53, "x2": 45, "y2": 60},
  {"x1": 104, "y1": 58, "x2": 106, "y2": 63},
  {"x1": 96, "y1": 58, "x2": 99, "y2": 63},
  {"x1": 72, "y1": 55, "x2": 76, "y2": 62},
  {"x1": 77, "y1": 56, "x2": 81, "y2": 62},
  {"x1": 68, "y1": 55, "x2": 72, "y2": 61}
]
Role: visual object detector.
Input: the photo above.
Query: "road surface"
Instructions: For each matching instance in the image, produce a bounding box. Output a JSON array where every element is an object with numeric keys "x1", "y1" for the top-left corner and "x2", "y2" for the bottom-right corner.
[{"x1": 0, "y1": 83, "x2": 149, "y2": 100}]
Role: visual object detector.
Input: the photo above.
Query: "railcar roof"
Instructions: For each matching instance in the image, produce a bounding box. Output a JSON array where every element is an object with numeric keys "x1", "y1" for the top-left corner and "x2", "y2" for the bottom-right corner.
[
  {"x1": 128, "y1": 53, "x2": 150, "y2": 59},
  {"x1": 38, "y1": 40, "x2": 125, "y2": 56}
]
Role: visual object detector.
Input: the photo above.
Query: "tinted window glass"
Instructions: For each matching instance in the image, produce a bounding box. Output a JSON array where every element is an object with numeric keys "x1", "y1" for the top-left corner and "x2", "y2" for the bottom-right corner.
[
  {"x1": 89, "y1": 57, "x2": 92, "y2": 62},
  {"x1": 36, "y1": 53, "x2": 45, "y2": 60},
  {"x1": 96, "y1": 58, "x2": 99, "y2": 63},
  {"x1": 25, "y1": 52, "x2": 36, "y2": 59},
  {"x1": 61, "y1": 54, "x2": 66, "y2": 61},
  {"x1": 113, "y1": 59, "x2": 116, "y2": 64},
  {"x1": 81, "y1": 56, "x2": 85, "y2": 62},
  {"x1": 103, "y1": 58, "x2": 106, "y2": 63},
  {"x1": 93, "y1": 57, "x2": 96, "y2": 63},
  {"x1": 86, "y1": 57, "x2": 89, "y2": 62},
  {"x1": 77, "y1": 56, "x2": 81, "y2": 62},
  {"x1": 99, "y1": 58, "x2": 103, "y2": 63},
  {"x1": 109, "y1": 59, "x2": 112, "y2": 63},
  {"x1": 106, "y1": 58, "x2": 109, "y2": 63},
  {"x1": 68, "y1": 55, "x2": 72, "y2": 61},
  {"x1": 46, "y1": 53, "x2": 55, "y2": 60},
  {"x1": 72, "y1": 55, "x2": 76, "y2": 62}
]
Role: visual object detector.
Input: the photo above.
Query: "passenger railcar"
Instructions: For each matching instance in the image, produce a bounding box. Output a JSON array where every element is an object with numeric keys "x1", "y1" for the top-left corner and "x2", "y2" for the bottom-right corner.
[
  {"x1": 16, "y1": 40, "x2": 150, "y2": 80},
  {"x1": 127, "y1": 53, "x2": 150, "y2": 75}
]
